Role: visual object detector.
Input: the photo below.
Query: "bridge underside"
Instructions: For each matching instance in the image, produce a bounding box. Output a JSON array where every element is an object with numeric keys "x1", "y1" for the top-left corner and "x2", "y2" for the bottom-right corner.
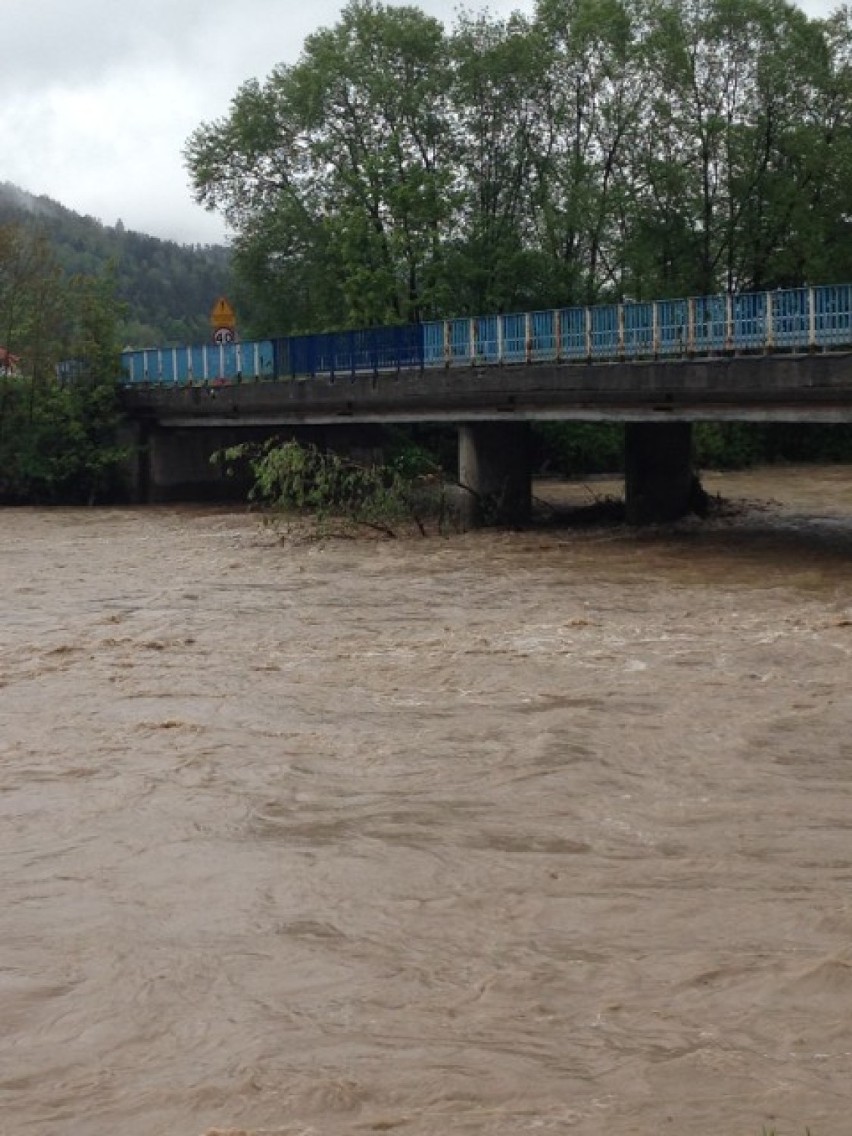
[{"x1": 120, "y1": 353, "x2": 852, "y2": 523}]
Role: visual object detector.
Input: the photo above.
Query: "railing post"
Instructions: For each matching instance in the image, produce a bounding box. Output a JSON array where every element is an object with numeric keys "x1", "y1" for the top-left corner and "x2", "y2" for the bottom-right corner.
[
  {"x1": 444, "y1": 319, "x2": 451, "y2": 368},
  {"x1": 725, "y1": 292, "x2": 733, "y2": 352},
  {"x1": 617, "y1": 303, "x2": 625, "y2": 359},
  {"x1": 497, "y1": 315, "x2": 504, "y2": 364},
  {"x1": 652, "y1": 302, "x2": 659, "y2": 357},
  {"x1": 765, "y1": 290, "x2": 774, "y2": 352},
  {"x1": 469, "y1": 318, "x2": 476, "y2": 365},
  {"x1": 525, "y1": 312, "x2": 532, "y2": 363},
  {"x1": 554, "y1": 309, "x2": 562, "y2": 362},
  {"x1": 808, "y1": 287, "x2": 816, "y2": 350},
  {"x1": 687, "y1": 297, "x2": 695, "y2": 356},
  {"x1": 585, "y1": 307, "x2": 592, "y2": 360}
]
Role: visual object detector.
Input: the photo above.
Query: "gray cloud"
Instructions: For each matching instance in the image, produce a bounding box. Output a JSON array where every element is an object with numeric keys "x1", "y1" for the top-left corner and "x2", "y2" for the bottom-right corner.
[{"x1": 0, "y1": 0, "x2": 839, "y2": 244}]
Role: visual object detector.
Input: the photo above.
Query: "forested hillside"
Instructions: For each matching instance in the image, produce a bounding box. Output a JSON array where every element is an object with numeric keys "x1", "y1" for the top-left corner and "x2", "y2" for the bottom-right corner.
[{"x1": 0, "y1": 182, "x2": 232, "y2": 346}]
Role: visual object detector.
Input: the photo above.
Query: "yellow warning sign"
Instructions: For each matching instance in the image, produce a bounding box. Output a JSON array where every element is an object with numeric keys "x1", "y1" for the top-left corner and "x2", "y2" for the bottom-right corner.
[{"x1": 210, "y1": 296, "x2": 236, "y2": 330}]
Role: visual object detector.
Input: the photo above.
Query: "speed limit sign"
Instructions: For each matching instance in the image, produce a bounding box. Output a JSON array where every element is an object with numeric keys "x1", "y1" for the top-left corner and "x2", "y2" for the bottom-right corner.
[{"x1": 213, "y1": 326, "x2": 235, "y2": 345}]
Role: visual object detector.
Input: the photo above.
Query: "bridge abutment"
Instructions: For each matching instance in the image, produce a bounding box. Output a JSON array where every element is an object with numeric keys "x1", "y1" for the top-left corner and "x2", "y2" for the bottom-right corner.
[
  {"x1": 134, "y1": 425, "x2": 270, "y2": 503},
  {"x1": 458, "y1": 422, "x2": 532, "y2": 528},
  {"x1": 624, "y1": 422, "x2": 699, "y2": 524}
]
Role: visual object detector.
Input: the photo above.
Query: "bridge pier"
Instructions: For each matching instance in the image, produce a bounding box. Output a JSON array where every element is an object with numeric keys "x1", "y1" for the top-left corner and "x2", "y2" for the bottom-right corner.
[
  {"x1": 458, "y1": 422, "x2": 532, "y2": 528},
  {"x1": 624, "y1": 422, "x2": 700, "y2": 524}
]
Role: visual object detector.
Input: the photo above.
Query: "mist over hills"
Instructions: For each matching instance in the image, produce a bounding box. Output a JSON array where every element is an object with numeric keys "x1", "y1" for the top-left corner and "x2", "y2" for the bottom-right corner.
[{"x1": 0, "y1": 182, "x2": 233, "y2": 346}]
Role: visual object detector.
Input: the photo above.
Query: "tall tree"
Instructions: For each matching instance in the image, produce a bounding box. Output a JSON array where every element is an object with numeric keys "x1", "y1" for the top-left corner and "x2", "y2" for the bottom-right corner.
[
  {"x1": 0, "y1": 224, "x2": 67, "y2": 381},
  {"x1": 186, "y1": 0, "x2": 454, "y2": 330},
  {"x1": 447, "y1": 11, "x2": 553, "y2": 312},
  {"x1": 532, "y1": 0, "x2": 647, "y2": 303},
  {"x1": 637, "y1": 0, "x2": 833, "y2": 294}
]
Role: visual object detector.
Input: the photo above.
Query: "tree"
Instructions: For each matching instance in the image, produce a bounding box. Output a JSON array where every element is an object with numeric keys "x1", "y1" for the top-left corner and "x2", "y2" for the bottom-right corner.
[
  {"x1": 531, "y1": 0, "x2": 648, "y2": 303},
  {"x1": 0, "y1": 227, "x2": 128, "y2": 504},
  {"x1": 635, "y1": 0, "x2": 847, "y2": 295},
  {"x1": 0, "y1": 224, "x2": 67, "y2": 376},
  {"x1": 447, "y1": 11, "x2": 554, "y2": 312},
  {"x1": 186, "y1": 0, "x2": 454, "y2": 331}
]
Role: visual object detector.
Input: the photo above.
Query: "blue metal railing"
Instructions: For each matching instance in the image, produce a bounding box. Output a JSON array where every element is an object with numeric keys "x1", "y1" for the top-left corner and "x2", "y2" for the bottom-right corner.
[{"x1": 120, "y1": 284, "x2": 852, "y2": 387}]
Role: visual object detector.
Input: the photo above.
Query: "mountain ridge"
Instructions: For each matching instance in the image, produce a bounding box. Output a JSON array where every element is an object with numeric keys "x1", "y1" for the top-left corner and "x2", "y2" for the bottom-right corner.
[{"x1": 0, "y1": 181, "x2": 233, "y2": 346}]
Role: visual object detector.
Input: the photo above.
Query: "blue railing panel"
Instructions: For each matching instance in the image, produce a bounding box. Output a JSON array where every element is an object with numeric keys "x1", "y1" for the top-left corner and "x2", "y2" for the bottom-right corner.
[
  {"x1": 475, "y1": 316, "x2": 500, "y2": 362},
  {"x1": 422, "y1": 322, "x2": 444, "y2": 366},
  {"x1": 164, "y1": 350, "x2": 180, "y2": 383},
  {"x1": 693, "y1": 295, "x2": 727, "y2": 353},
  {"x1": 733, "y1": 292, "x2": 767, "y2": 349},
  {"x1": 623, "y1": 303, "x2": 654, "y2": 357},
  {"x1": 122, "y1": 351, "x2": 143, "y2": 383},
  {"x1": 560, "y1": 307, "x2": 587, "y2": 360},
  {"x1": 446, "y1": 319, "x2": 471, "y2": 364},
  {"x1": 590, "y1": 305, "x2": 619, "y2": 358},
  {"x1": 185, "y1": 346, "x2": 204, "y2": 382},
  {"x1": 530, "y1": 311, "x2": 557, "y2": 361},
  {"x1": 283, "y1": 325, "x2": 422, "y2": 376},
  {"x1": 502, "y1": 314, "x2": 527, "y2": 363},
  {"x1": 253, "y1": 341, "x2": 277, "y2": 378},
  {"x1": 656, "y1": 299, "x2": 689, "y2": 356},
  {"x1": 814, "y1": 284, "x2": 852, "y2": 348},
  {"x1": 210, "y1": 343, "x2": 236, "y2": 380},
  {"x1": 772, "y1": 289, "x2": 810, "y2": 349}
]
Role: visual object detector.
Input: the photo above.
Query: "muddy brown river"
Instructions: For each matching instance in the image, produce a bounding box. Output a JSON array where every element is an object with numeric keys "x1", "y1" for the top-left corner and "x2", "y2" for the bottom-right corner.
[{"x1": 2, "y1": 466, "x2": 851, "y2": 1136}]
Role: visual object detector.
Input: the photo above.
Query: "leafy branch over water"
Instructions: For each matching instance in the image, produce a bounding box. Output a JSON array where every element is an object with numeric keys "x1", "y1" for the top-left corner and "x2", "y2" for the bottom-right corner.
[{"x1": 217, "y1": 438, "x2": 447, "y2": 536}]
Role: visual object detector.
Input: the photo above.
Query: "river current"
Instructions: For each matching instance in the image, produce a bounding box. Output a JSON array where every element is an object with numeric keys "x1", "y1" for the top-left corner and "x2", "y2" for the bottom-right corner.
[{"x1": 1, "y1": 466, "x2": 851, "y2": 1136}]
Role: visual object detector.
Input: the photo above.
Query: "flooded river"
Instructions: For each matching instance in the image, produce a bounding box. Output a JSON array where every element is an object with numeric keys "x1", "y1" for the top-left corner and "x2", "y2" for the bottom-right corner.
[{"x1": 1, "y1": 466, "x2": 851, "y2": 1136}]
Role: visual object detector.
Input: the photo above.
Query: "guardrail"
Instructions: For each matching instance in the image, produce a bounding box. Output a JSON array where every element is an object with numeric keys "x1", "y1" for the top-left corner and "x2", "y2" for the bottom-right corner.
[{"x1": 120, "y1": 284, "x2": 852, "y2": 386}]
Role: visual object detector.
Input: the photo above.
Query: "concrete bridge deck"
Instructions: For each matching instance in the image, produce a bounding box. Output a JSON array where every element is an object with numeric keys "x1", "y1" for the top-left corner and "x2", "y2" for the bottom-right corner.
[{"x1": 121, "y1": 352, "x2": 852, "y2": 428}]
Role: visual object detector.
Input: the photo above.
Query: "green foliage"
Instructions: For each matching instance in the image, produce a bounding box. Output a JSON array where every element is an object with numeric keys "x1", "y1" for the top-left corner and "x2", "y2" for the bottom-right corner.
[
  {"x1": 533, "y1": 422, "x2": 625, "y2": 475},
  {"x1": 693, "y1": 423, "x2": 768, "y2": 469},
  {"x1": 693, "y1": 423, "x2": 852, "y2": 468},
  {"x1": 0, "y1": 376, "x2": 127, "y2": 504},
  {"x1": 0, "y1": 223, "x2": 130, "y2": 503},
  {"x1": 533, "y1": 421, "x2": 852, "y2": 475},
  {"x1": 220, "y1": 438, "x2": 444, "y2": 532},
  {"x1": 382, "y1": 425, "x2": 455, "y2": 477}
]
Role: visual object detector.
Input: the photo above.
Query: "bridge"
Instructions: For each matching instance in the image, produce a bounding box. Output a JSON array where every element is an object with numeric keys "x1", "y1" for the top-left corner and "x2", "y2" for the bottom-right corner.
[{"x1": 119, "y1": 286, "x2": 852, "y2": 524}]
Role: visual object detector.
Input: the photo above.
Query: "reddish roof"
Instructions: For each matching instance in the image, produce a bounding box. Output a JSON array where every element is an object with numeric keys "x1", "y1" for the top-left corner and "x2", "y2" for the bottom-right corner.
[{"x1": 0, "y1": 347, "x2": 20, "y2": 366}]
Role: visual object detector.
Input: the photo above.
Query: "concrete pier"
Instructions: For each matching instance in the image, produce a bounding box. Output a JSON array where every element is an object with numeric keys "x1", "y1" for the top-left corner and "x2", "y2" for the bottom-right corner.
[
  {"x1": 458, "y1": 422, "x2": 532, "y2": 528},
  {"x1": 624, "y1": 422, "x2": 698, "y2": 524}
]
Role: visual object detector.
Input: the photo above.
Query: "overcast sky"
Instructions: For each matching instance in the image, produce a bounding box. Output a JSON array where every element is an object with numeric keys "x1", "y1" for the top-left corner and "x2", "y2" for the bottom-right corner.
[{"x1": 0, "y1": 0, "x2": 840, "y2": 246}]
